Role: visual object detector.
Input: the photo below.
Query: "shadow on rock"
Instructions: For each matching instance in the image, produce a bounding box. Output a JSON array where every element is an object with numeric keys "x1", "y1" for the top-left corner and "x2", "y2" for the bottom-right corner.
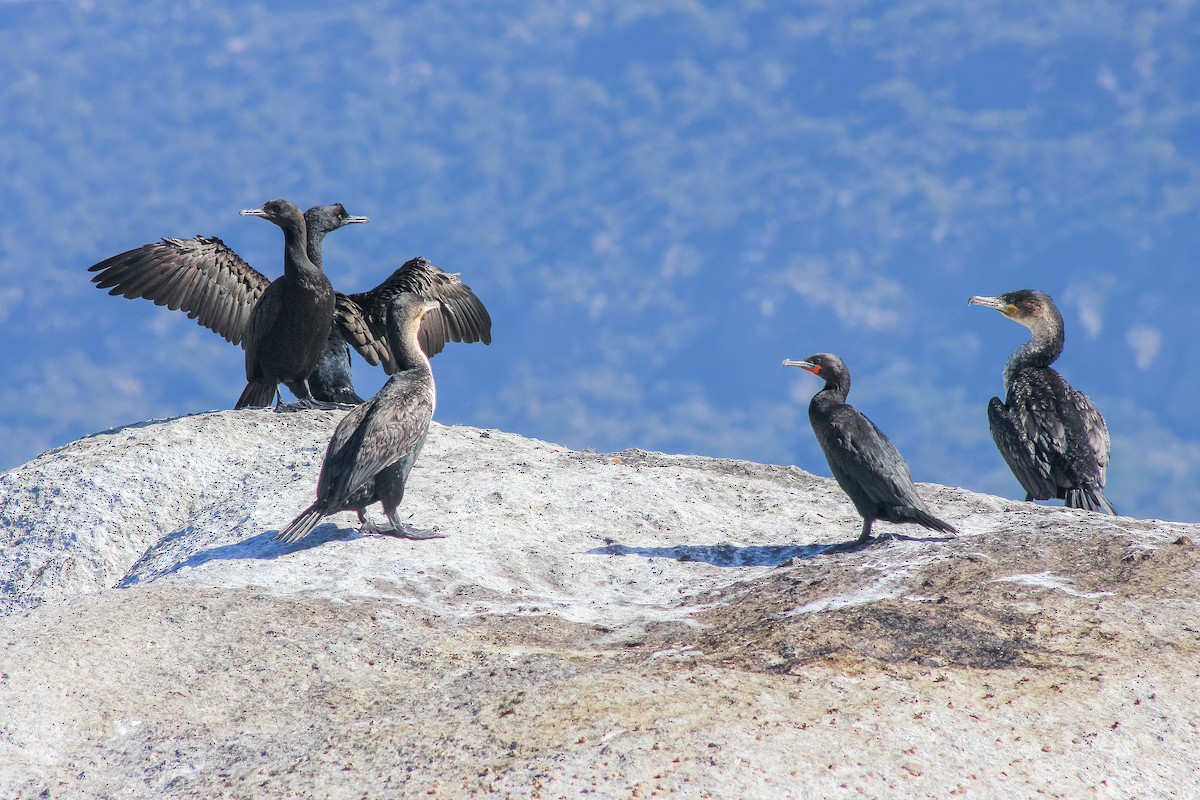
[
  {"x1": 588, "y1": 542, "x2": 829, "y2": 567},
  {"x1": 818, "y1": 530, "x2": 959, "y2": 555},
  {"x1": 116, "y1": 523, "x2": 352, "y2": 587}
]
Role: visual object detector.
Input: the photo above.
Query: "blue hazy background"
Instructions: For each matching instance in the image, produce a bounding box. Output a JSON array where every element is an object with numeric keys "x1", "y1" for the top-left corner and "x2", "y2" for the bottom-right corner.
[{"x1": 1, "y1": 1, "x2": 1197, "y2": 521}]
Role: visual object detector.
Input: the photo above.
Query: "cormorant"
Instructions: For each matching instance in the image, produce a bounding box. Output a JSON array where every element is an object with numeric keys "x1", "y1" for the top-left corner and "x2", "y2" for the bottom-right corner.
[
  {"x1": 277, "y1": 293, "x2": 443, "y2": 544},
  {"x1": 968, "y1": 290, "x2": 1116, "y2": 514},
  {"x1": 237, "y1": 200, "x2": 339, "y2": 409},
  {"x1": 303, "y1": 204, "x2": 374, "y2": 404},
  {"x1": 782, "y1": 353, "x2": 957, "y2": 547},
  {"x1": 88, "y1": 202, "x2": 369, "y2": 405},
  {"x1": 88, "y1": 206, "x2": 494, "y2": 404}
]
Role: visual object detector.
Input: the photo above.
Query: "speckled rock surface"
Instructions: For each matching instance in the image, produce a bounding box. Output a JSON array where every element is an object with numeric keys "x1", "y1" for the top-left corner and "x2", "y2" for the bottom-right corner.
[{"x1": 1, "y1": 411, "x2": 1197, "y2": 798}]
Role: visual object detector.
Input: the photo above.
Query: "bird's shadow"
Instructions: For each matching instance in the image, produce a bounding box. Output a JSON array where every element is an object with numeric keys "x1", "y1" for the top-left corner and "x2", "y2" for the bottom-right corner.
[
  {"x1": 588, "y1": 532, "x2": 956, "y2": 568},
  {"x1": 116, "y1": 523, "x2": 352, "y2": 587},
  {"x1": 587, "y1": 542, "x2": 827, "y2": 568}
]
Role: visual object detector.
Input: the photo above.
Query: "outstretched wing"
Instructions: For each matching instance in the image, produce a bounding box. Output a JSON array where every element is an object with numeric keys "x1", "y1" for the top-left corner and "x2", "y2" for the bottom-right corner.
[
  {"x1": 88, "y1": 236, "x2": 271, "y2": 346},
  {"x1": 333, "y1": 293, "x2": 388, "y2": 368},
  {"x1": 335, "y1": 256, "x2": 491, "y2": 372}
]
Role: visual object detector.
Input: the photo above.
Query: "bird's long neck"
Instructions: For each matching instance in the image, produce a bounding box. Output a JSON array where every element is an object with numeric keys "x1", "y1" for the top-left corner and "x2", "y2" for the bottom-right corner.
[
  {"x1": 305, "y1": 228, "x2": 326, "y2": 271},
  {"x1": 282, "y1": 225, "x2": 319, "y2": 279},
  {"x1": 810, "y1": 374, "x2": 850, "y2": 414},
  {"x1": 1004, "y1": 317, "x2": 1064, "y2": 386},
  {"x1": 389, "y1": 320, "x2": 432, "y2": 376}
]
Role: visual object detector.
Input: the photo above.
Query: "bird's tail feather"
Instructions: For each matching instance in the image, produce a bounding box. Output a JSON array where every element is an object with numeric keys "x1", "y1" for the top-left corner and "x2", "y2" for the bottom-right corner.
[
  {"x1": 276, "y1": 504, "x2": 326, "y2": 544},
  {"x1": 1065, "y1": 487, "x2": 1118, "y2": 516},
  {"x1": 887, "y1": 506, "x2": 958, "y2": 536},
  {"x1": 236, "y1": 381, "x2": 277, "y2": 409}
]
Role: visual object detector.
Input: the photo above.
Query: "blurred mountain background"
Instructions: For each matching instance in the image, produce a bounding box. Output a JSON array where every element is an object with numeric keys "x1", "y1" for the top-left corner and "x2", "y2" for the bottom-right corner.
[{"x1": 1, "y1": 0, "x2": 1197, "y2": 520}]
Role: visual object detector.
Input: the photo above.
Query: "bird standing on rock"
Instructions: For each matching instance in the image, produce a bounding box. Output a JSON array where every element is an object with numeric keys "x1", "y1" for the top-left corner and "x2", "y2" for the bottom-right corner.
[
  {"x1": 301, "y1": 204, "x2": 375, "y2": 404},
  {"x1": 88, "y1": 201, "x2": 369, "y2": 406},
  {"x1": 968, "y1": 290, "x2": 1116, "y2": 514},
  {"x1": 237, "y1": 200, "x2": 342, "y2": 409},
  {"x1": 88, "y1": 204, "x2": 492, "y2": 408},
  {"x1": 782, "y1": 353, "x2": 957, "y2": 548},
  {"x1": 277, "y1": 293, "x2": 443, "y2": 545}
]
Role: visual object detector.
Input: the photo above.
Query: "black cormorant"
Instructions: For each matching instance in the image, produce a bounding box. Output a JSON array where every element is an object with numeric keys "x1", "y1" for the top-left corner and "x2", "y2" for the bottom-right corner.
[
  {"x1": 88, "y1": 202, "x2": 369, "y2": 405},
  {"x1": 277, "y1": 293, "x2": 443, "y2": 544},
  {"x1": 88, "y1": 206, "x2": 494, "y2": 404},
  {"x1": 237, "y1": 200, "x2": 338, "y2": 409},
  {"x1": 782, "y1": 353, "x2": 957, "y2": 546},
  {"x1": 968, "y1": 290, "x2": 1116, "y2": 514},
  {"x1": 303, "y1": 205, "x2": 374, "y2": 404}
]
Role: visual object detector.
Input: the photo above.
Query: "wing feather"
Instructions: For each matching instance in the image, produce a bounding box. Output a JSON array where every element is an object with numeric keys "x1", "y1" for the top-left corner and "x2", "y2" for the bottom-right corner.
[
  {"x1": 88, "y1": 236, "x2": 271, "y2": 345},
  {"x1": 338, "y1": 256, "x2": 491, "y2": 372},
  {"x1": 318, "y1": 376, "x2": 435, "y2": 505},
  {"x1": 988, "y1": 396, "x2": 1057, "y2": 500},
  {"x1": 1067, "y1": 384, "x2": 1111, "y2": 487}
]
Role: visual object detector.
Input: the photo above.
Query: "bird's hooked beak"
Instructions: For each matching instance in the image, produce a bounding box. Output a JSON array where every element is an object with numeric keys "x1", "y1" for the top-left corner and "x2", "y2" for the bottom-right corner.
[
  {"x1": 968, "y1": 295, "x2": 1013, "y2": 315},
  {"x1": 419, "y1": 299, "x2": 441, "y2": 319},
  {"x1": 344, "y1": 214, "x2": 370, "y2": 225},
  {"x1": 781, "y1": 358, "x2": 819, "y2": 375},
  {"x1": 240, "y1": 207, "x2": 268, "y2": 218}
]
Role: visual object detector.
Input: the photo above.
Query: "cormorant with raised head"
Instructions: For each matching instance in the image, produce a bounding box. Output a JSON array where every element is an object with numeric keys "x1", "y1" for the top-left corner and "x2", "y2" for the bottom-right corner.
[
  {"x1": 277, "y1": 293, "x2": 443, "y2": 544},
  {"x1": 968, "y1": 290, "x2": 1116, "y2": 514},
  {"x1": 237, "y1": 200, "x2": 339, "y2": 409},
  {"x1": 88, "y1": 206, "x2": 492, "y2": 405},
  {"x1": 303, "y1": 204, "x2": 373, "y2": 404},
  {"x1": 88, "y1": 202, "x2": 369, "y2": 404},
  {"x1": 782, "y1": 353, "x2": 957, "y2": 547}
]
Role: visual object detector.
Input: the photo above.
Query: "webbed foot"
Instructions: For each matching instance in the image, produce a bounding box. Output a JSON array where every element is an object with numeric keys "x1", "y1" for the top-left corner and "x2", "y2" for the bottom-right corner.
[
  {"x1": 275, "y1": 398, "x2": 351, "y2": 412},
  {"x1": 383, "y1": 524, "x2": 445, "y2": 541}
]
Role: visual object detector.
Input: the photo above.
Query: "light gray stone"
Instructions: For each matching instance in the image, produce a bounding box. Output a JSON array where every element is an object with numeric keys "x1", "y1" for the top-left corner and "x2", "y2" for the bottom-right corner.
[{"x1": 1, "y1": 410, "x2": 1196, "y2": 798}]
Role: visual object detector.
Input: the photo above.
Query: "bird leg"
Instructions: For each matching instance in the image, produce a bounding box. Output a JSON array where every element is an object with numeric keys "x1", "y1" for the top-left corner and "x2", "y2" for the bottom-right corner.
[
  {"x1": 819, "y1": 520, "x2": 872, "y2": 554},
  {"x1": 358, "y1": 518, "x2": 394, "y2": 535},
  {"x1": 277, "y1": 378, "x2": 352, "y2": 412},
  {"x1": 355, "y1": 511, "x2": 444, "y2": 540},
  {"x1": 352, "y1": 509, "x2": 382, "y2": 534}
]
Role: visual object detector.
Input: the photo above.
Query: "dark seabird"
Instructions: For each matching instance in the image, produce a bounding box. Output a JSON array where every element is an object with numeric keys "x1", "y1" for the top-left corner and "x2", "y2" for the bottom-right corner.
[
  {"x1": 87, "y1": 202, "x2": 369, "y2": 404},
  {"x1": 303, "y1": 205, "x2": 374, "y2": 404},
  {"x1": 335, "y1": 256, "x2": 492, "y2": 375},
  {"x1": 782, "y1": 353, "x2": 957, "y2": 547},
  {"x1": 968, "y1": 290, "x2": 1116, "y2": 514},
  {"x1": 87, "y1": 208, "x2": 492, "y2": 403},
  {"x1": 277, "y1": 293, "x2": 443, "y2": 544},
  {"x1": 236, "y1": 200, "x2": 339, "y2": 409}
]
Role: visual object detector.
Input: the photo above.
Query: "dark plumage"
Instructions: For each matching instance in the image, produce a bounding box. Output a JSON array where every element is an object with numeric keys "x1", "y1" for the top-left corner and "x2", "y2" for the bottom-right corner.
[
  {"x1": 87, "y1": 202, "x2": 369, "y2": 405},
  {"x1": 87, "y1": 207, "x2": 492, "y2": 404},
  {"x1": 968, "y1": 290, "x2": 1116, "y2": 514},
  {"x1": 236, "y1": 200, "x2": 339, "y2": 409},
  {"x1": 302, "y1": 205, "x2": 374, "y2": 404},
  {"x1": 335, "y1": 256, "x2": 492, "y2": 374},
  {"x1": 277, "y1": 293, "x2": 443, "y2": 544},
  {"x1": 783, "y1": 353, "x2": 957, "y2": 546}
]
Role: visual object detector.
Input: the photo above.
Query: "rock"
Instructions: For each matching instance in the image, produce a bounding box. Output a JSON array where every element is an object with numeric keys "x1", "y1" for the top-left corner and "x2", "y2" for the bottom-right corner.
[{"x1": 1, "y1": 410, "x2": 1197, "y2": 798}]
